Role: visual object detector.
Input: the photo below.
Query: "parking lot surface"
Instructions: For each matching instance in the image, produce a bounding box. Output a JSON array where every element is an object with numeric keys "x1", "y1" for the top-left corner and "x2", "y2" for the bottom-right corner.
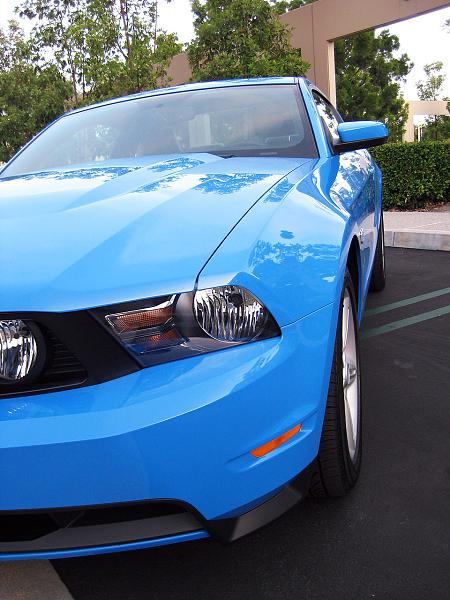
[{"x1": 5, "y1": 248, "x2": 450, "y2": 600}]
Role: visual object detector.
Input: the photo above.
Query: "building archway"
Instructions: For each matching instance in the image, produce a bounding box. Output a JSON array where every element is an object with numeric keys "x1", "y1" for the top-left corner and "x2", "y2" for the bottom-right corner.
[
  {"x1": 280, "y1": 0, "x2": 450, "y2": 104},
  {"x1": 404, "y1": 100, "x2": 449, "y2": 141}
]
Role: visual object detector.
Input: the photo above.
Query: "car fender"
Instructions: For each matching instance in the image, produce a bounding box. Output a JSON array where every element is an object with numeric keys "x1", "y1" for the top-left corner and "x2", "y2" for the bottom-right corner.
[{"x1": 197, "y1": 158, "x2": 364, "y2": 328}]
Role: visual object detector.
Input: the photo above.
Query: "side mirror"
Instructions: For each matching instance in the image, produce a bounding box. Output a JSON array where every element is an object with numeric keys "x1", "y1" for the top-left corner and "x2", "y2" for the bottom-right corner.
[{"x1": 334, "y1": 121, "x2": 388, "y2": 153}]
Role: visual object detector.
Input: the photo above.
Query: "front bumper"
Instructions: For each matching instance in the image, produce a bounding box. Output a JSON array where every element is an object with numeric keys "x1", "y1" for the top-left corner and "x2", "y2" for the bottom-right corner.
[
  {"x1": 0, "y1": 464, "x2": 314, "y2": 560},
  {"x1": 0, "y1": 303, "x2": 335, "y2": 560}
]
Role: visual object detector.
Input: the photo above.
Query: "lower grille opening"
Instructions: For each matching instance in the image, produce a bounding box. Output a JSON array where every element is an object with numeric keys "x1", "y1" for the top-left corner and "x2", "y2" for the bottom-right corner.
[
  {"x1": 1, "y1": 513, "x2": 59, "y2": 543},
  {"x1": 38, "y1": 328, "x2": 87, "y2": 387},
  {"x1": 72, "y1": 502, "x2": 186, "y2": 527},
  {"x1": 0, "y1": 501, "x2": 188, "y2": 544}
]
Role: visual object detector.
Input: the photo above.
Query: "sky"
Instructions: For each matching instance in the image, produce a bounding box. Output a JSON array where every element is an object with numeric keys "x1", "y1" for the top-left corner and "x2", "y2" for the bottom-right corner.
[{"x1": 1, "y1": 0, "x2": 449, "y2": 101}]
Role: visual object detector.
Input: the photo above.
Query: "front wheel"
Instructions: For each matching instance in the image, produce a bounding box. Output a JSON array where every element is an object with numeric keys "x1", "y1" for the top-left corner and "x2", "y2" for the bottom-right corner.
[{"x1": 309, "y1": 270, "x2": 362, "y2": 498}]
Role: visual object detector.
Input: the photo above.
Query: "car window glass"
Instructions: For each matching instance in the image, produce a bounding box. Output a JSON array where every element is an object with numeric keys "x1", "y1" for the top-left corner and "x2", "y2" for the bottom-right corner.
[
  {"x1": 312, "y1": 91, "x2": 342, "y2": 144},
  {"x1": 2, "y1": 85, "x2": 318, "y2": 177}
]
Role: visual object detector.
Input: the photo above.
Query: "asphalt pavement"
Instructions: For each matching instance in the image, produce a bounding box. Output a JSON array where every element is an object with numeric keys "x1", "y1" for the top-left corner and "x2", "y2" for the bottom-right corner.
[{"x1": 3, "y1": 247, "x2": 450, "y2": 600}]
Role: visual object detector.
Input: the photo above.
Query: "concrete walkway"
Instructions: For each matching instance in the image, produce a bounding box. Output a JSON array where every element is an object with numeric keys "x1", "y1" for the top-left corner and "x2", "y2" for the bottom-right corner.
[
  {"x1": 0, "y1": 561, "x2": 73, "y2": 600},
  {"x1": 384, "y1": 203, "x2": 450, "y2": 251}
]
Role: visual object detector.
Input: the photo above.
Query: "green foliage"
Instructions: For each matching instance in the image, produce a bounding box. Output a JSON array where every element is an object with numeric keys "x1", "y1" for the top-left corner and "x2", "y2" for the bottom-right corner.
[
  {"x1": 371, "y1": 141, "x2": 450, "y2": 210},
  {"x1": 272, "y1": 0, "x2": 314, "y2": 14},
  {"x1": 417, "y1": 61, "x2": 445, "y2": 101},
  {"x1": 0, "y1": 21, "x2": 71, "y2": 162},
  {"x1": 420, "y1": 110, "x2": 450, "y2": 142},
  {"x1": 18, "y1": 0, "x2": 182, "y2": 105},
  {"x1": 335, "y1": 30, "x2": 412, "y2": 142},
  {"x1": 0, "y1": 19, "x2": 31, "y2": 70},
  {"x1": 188, "y1": 0, "x2": 309, "y2": 81}
]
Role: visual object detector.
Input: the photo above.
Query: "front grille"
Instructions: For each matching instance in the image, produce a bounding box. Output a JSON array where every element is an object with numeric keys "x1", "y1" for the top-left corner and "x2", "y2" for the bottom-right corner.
[{"x1": 38, "y1": 328, "x2": 87, "y2": 387}]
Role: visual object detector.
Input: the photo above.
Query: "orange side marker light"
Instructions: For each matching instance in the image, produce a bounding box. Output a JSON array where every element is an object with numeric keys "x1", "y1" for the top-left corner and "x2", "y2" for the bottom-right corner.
[{"x1": 250, "y1": 424, "x2": 302, "y2": 458}]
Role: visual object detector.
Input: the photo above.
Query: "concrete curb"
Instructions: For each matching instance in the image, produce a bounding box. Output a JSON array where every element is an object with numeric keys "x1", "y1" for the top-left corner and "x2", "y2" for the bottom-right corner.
[{"x1": 385, "y1": 229, "x2": 450, "y2": 252}]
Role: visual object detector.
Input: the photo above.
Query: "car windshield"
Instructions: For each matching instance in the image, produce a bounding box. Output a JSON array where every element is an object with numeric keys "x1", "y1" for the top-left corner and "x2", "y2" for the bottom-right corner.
[{"x1": 1, "y1": 84, "x2": 317, "y2": 177}]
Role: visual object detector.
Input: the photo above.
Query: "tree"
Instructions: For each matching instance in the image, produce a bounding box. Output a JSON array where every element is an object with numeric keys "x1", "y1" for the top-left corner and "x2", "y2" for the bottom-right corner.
[
  {"x1": 188, "y1": 0, "x2": 309, "y2": 82},
  {"x1": 0, "y1": 19, "x2": 29, "y2": 71},
  {"x1": 416, "y1": 61, "x2": 450, "y2": 141},
  {"x1": 417, "y1": 61, "x2": 445, "y2": 101},
  {"x1": 272, "y1": 0, "x2": 315, "y2": 14},
  {"x1": 18, "y1": 0, "x2": 181, "y2": 106},
  {"x1": 334, "y1": 30, "x2": 412, "y2": 142},
  {"x1": 0, "y1": 21, "x2": 71, "y2": 162}
]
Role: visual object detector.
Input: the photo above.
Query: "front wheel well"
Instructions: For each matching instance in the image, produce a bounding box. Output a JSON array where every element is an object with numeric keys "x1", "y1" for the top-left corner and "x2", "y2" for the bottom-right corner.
[{"x1": 346, "y1": 237, "x2": 360, "y2": 313}]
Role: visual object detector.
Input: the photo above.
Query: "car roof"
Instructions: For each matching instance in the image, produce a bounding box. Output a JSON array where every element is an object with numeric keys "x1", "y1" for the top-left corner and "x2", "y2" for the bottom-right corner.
[{"x1": 68, "y1": 77, "x2": 304, "y2": 116}]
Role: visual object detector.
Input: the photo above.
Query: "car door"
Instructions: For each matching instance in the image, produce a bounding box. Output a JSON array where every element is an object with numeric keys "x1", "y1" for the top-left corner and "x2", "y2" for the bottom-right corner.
[{"x1": 312, "y1": 91, "x2": 377, "y2": 292}]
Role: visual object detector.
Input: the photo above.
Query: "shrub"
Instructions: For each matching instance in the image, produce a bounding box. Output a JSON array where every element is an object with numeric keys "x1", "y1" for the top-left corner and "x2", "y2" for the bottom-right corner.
[{"x1": 371, "y1": 140, "x2": 450, "y2": 210}]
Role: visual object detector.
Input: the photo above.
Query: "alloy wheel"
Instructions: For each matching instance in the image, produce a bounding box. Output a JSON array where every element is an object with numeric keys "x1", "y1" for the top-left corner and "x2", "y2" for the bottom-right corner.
[{"x1": 342, "y1": 289, "x2": 360, "y2": 462}]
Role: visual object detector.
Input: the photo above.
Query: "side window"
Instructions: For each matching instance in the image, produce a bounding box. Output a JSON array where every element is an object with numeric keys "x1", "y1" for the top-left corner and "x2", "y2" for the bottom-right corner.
[{"x1": 312, "y1": 91, "x2": 342, "y2": 146}]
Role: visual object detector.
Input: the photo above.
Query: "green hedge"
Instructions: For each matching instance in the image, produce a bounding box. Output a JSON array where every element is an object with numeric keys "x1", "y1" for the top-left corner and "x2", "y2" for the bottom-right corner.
[{"x1": 371, "y1": 140, "x2": 450, "y2": 210}]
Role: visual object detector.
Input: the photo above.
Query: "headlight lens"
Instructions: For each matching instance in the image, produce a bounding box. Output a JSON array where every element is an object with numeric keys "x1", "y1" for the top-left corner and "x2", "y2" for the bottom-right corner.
[
  {"x1": 0, "y1": 319, "x2": 38, "y2": 381},
  {"x1": 93, "y1": 286, "x2": 280, "y2": 368},
  {"x1": 194, "y1": 286, "x2": 267, "y2": 342}
]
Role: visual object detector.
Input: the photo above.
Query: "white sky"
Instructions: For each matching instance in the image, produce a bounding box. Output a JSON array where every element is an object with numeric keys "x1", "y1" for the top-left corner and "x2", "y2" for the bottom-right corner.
[{"x1": 1, "y1": 0, "x2": 449, "y2": 101}]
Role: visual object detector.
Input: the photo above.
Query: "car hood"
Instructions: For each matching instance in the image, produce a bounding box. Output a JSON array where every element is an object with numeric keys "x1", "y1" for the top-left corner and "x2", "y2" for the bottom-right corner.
[{"x1": 0, "y1": 154, "x2": 311, "y2": 312}]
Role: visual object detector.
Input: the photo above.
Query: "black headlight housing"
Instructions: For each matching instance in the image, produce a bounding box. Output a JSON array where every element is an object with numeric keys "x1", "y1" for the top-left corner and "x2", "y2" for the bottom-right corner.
[{"x1": 91, "y1": 286, "x2": 280, "y2": 368}]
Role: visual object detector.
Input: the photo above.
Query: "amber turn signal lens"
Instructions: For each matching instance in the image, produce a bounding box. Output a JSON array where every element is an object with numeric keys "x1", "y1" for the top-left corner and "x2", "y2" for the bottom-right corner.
[
  {"x1": 108, "y1": 306, "x2": 172, "y2": 334},
  {"x1": 250, "y1": 424, "x2": 302, "y2": 458},
  {"x1": 147, "y1": 328, "x2": 181, "y2": 348}
]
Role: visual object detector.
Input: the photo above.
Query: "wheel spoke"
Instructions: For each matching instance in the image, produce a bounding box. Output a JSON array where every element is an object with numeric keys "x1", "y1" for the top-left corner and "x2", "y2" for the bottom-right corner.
[{"x1": 347, "y1": 362, "x2": 357, "y2": 386}]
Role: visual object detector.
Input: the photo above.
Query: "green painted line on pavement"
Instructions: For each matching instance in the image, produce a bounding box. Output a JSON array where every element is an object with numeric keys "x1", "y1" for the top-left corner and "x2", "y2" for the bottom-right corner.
[
  {"x1": 365, "y1": 287, "x2": 450, "y2": 317},
  {"x1": 361, "y1": 304, "x2": 450, "y2": 339}
]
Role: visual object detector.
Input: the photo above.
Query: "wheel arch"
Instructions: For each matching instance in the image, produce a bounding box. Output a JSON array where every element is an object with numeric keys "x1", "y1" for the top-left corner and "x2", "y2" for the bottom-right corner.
[{"x1": 346, "y1": 236, "x2": 362, "y2": 322}]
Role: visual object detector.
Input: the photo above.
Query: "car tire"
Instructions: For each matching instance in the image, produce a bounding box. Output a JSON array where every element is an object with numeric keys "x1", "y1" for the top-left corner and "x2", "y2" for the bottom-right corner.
[
  {"x1": 309, "y1": 270, "x2": 362, "y2": 498},
  {"x1": 369, "y1": 212, "x2": 386, "y2": 292}
]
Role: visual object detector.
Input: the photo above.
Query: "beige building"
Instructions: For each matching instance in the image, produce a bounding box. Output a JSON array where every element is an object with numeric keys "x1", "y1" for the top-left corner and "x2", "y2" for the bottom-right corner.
[{"x1": 168, "y1": 0, "x2": 450, "y2": 106}]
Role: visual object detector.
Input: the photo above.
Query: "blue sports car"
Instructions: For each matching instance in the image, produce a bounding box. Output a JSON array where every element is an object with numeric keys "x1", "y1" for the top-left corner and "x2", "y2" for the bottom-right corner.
[{"x1": 0, "y1": 77, "x2": 387, "y2": 560}]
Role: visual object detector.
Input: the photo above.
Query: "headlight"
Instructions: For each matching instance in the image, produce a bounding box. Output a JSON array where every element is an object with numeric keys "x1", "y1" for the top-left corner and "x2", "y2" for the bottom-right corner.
[
  {"x1": 194, "y1": 286, "x2": 268, "y2": 342},
  {"x1": 92, "y1": 286, "x2": 280, "y2": 368},
  {"x1": 0, "y1": 319, "x2": 38, "y2": 381}
]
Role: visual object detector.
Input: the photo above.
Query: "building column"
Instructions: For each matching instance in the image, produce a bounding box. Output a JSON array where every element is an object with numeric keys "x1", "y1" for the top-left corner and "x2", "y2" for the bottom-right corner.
[
  {"x1": 404, "y1": 111, "x2": 415, "y2": 142},
  {"x1": 311, "y1": 40, "x2": 337, "y2": 104}
]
